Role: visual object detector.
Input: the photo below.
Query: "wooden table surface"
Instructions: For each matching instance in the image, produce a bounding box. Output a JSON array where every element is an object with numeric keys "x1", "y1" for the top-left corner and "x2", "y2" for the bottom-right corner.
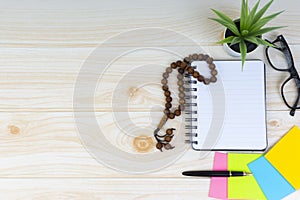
[{"x1": 1, "y1": 0, "x2": 300, "y2": 199}]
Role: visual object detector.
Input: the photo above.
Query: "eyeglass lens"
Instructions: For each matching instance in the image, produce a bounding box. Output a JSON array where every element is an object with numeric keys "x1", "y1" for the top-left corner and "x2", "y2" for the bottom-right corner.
[
  {"x1": 281, "y1": 77, "x2": 300, "y2": 109},
  {"x1": 267, "y1": 40, "x2": 291, "y2": 71}
]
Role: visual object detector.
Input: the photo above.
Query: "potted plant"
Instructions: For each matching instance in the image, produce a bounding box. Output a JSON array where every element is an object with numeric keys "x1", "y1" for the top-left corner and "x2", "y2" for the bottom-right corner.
[{"x1": 210, "y1": 0, "x2": 284, "y2": 66}]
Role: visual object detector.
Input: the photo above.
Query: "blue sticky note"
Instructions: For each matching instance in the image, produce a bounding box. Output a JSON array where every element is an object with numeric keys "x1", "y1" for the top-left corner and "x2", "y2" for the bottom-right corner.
[{"x1": 248, "y1": 156, "x2": 295, "y2": 200}]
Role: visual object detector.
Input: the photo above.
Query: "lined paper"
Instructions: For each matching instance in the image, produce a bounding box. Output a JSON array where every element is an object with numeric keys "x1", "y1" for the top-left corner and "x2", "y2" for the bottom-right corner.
[{"x1": 190, "y1": 60, "x2": 267, "y2": 150}]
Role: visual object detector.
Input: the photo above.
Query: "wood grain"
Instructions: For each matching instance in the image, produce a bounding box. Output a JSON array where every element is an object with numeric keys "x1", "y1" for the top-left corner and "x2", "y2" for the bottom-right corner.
[
  {"x1": 0, "y1": 46, "x2": 299, "y2": 111},
  {"x1": 0, "y1": 0, "x2": 299, "y2": 199},
  {"x1": 0, "y1": 178, "x2": 212, "y2": 199},
  {"x1": 0, "y1": 178, "x2": 298, "y2": 200},
  {"x1": 0, "y1": 111, "x2": 296, "y2": 178},
  {"x1": 0, "y1": 0, "x2": 298, "y2": 47}
]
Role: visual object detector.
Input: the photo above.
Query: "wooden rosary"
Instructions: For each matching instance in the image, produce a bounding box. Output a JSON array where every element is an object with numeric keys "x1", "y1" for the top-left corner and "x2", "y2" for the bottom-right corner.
[{"x1": 154, "y1": 53, "x2": 218, "y2": 151}]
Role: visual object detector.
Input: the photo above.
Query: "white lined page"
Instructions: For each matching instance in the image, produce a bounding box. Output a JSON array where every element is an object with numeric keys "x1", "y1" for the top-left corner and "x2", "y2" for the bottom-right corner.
[{"x1": 190, "y1": 60, "x2": 267, "y2": 151}]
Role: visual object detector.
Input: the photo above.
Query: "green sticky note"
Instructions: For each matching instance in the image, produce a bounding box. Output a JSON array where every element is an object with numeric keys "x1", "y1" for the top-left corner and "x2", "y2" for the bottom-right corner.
[{"x1": 228, "y1": 153, "x2": 266, "y2": 200}]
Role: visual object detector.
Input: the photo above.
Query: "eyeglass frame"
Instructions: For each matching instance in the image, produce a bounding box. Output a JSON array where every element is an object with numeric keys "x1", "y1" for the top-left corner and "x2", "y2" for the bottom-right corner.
[{"x1": 265, "y1": 35, "x2": 300, "y2": 116}]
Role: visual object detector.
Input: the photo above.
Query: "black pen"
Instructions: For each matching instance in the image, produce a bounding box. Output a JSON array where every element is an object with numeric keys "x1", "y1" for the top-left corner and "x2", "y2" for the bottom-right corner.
[{"x1": 182, "y1": 170, "x2": 252, "y2": 177}]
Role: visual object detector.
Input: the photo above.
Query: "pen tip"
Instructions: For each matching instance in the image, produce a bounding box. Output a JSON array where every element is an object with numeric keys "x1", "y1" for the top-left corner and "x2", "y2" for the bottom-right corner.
[{"x1": 246, "y1": 172, "x2": 252, "y2": 176}]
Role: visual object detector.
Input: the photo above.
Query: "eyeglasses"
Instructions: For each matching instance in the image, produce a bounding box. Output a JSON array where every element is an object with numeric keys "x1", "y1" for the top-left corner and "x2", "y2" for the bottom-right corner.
[{"x1": 265, "y1": 35, "x2": 300, "y2": 116}]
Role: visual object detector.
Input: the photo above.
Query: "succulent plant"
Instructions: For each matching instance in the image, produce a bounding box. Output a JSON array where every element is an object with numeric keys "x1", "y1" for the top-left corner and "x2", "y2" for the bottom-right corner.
[{"x1": 210, "y1": 0, "x2": 284, "y2": 66}]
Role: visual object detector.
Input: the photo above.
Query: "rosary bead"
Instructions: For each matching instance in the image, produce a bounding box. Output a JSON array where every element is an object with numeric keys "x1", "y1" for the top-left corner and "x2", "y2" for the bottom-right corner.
[
  {"x1": 179, "y1": 99, "x2": 185, "y2": 105},
  {"x1": 198, "y1": 54, "x2": 204, "y2": 60},
  {"x1": 164, "y1": 135, "x2": 172, "y2": 142},
  {"x1": 187, "y1": 67, "x2": 194, "y2": 74},
  {"x1": 163, "y1": 72, "x2": 169, "y2": 78},
  {"x1": 178, "y1": 86, "x2": 184, "y2": 92},
  {"x1": 192, "y1": 53, "x2": 198, "y2": 60},
  {"x1": 192, "y1": 71, "x2": 200, "y2": 78},
  {"x1": 210, "y1": 76, "x2": 217, "y2": 83},
  {"x1": 165, "y1": 102, "x2": 172, "y2": 109},
  {"x1": 177, "y1": 80, "x2": 184, "y2": 86},
  {"x1": 179, "y1": 104, "x2": 185, "y2": 111},
  {"x1": 180, "y1": 62, "x2": 187, "y2": 69},
  {"x1": 198, "y1": 75, "x2": 204, "y2": 82},
  {"x1": 206, "y1": 57, "x2": 213, "y2": 64},
  {"x1": 164, "y1": 143, "x2": 172, "y2": 150},
  {"x1": 166, "y1": 96, "x2": 172, "y2": 102},
  {"x1": 166, "y1": 67, "x2": 172, "y2": 73},
  {"x1": 174, "y1": 109, "x2": 181, "y2": 116},
  {"x1": 164, "y1": 91, "x2": 171, "y2": 97},
  {"x1": 209, "y1": 63, "x2": 216, "y2": 70},
  {"x1": 162, "y1": 85, "x2": 169, "y2": 91},
  {"x1": 168, "y1": 113, "x2": 175, "y2": 119},
  {"x1": 166, "y1": 128, "x2": 173, "y2": 135},
  {"x1": 156, "y1": 142, "x2": 163, "y2": 150},
  {"x1": 203, "y1": 54, "x2": 209, "y2": 61},
  {"x1": 184, "y1": 57, "x2": 190, "y2": 63},
  {"x1": 179, "y1": 92, "x2": 185, "y2": 99},
  {"x1": 204, "y1": 78, "x2": 210, "y2": 85},
  {"x1": 161, "y1": 78, "x2": 167, "y2": 85},
  {"x1": 177, "y1": 73, "x2": 183, "y2": 80},
  {"x1": 178, "y1": 68, "x2": 184, "y2": 74},
  {"x1": 171, "y1": 62, "x2": 177, "y2": 69},
  {"x1": 176, "y1": 60, "x2": 182, "y2": 66},
  {"x1": 164, "y1": 109, "x2": 170, "y2": 115},
  {"x1": 211, "y1": 70, "x2": 218, "y2": 76}
]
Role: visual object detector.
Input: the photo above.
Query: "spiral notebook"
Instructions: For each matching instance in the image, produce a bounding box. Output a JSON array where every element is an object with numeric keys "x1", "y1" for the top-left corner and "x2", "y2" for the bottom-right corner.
[{"x1": 186, "y1": 60, "x2": 267, "y2": 151}]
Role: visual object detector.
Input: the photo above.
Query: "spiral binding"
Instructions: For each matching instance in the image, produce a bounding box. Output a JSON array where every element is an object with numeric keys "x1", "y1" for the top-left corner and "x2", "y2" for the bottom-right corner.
[{"x1": 184, "y1": 69, "x2": 198, "y2": 145}]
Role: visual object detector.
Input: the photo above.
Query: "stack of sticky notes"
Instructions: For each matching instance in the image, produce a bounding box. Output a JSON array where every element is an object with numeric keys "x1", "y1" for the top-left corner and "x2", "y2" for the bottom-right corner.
[
  {"x1": 248, "y1": 126, "x2": 300, "y2": 200},
  {"x1": 209, "y1": 152, "x2": 266, "y2": 199},
  {"x1": 209, "y1": 126, "x2": 300, "y2": 200}
]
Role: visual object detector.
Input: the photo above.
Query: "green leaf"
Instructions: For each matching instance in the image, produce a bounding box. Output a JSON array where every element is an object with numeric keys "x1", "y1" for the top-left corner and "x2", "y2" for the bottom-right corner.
[
  {"x1": 244, "y1": 36, "x2": 259, "y2": 45},
  {"x1": 251, "y1": 26, "x2": 285, "y2": 36},
  {"x1": 230, "y1": 37, "x2": 241, "y2": 46},
  {"x1": 241, "y1": 30, "x2": 249, "y2": 36},
  {"x1": 256, "y1": 37, "x2": 276, "y2": 47},
  {"x1": 240, "y1": 0, "x2": 249, "y2": 31},
  {"x1": 211, "y1": 9, "x2": 236, "y2": 25},
  {"x1": 247, "y1": 0, "x2": 260, "y2": 27},
  {"x1": 209, "y1": 18, "x2": 240, "y2": 36},
  {"x1": 252, "y1": 0, "x2": 274, "y2": 23},
  {"x1": 210, "y1": 9, "x2": 241, "y2": 36},
  {"x1": 250, "y1": 11, "x2": 284, "y2": 32},
  {"x1": 217, "y1": 36, "x2": 235, "y2": 44},
  {"x1": 239, "y1": 40, "x2": 247, "y2": 68}
]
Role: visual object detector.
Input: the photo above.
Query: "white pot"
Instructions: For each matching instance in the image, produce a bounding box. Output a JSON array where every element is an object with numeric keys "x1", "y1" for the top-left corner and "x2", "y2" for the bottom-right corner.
[
  {"x1": 223, "y1": 42, "x2": 241, "y2": 57},
  {"x1": 222, "y1": 28, "x2": 259, "y2": 57}
]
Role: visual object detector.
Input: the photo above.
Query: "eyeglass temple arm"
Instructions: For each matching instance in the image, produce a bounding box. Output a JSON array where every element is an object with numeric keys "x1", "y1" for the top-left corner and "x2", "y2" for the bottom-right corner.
[{"x1": 290, "y1": 87, "x2": 300, "y2": 116}]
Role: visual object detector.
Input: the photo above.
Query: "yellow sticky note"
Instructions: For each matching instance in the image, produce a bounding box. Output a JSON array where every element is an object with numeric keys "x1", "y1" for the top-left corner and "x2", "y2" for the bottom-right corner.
[
  {"x1": 228, "y1": 153, "x2": 266, "y2": 200},
  {"x1": 265, "y1": 126, "x2": 300, "y2": 189}
]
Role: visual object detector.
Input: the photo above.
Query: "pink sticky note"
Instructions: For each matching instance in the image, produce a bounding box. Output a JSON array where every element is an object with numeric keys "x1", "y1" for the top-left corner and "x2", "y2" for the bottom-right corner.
[{"x1": 209, "y1": 152, "x2": 228, "y2": 200}]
